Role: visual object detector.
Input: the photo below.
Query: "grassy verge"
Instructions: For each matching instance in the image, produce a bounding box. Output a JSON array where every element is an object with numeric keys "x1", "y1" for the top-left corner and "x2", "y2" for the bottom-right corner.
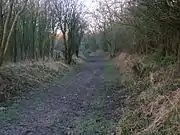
[
  {"x1": 0, "y1": 61, "x2": 69, "y2": 102},
  {"x1": 0, "y1": 56, "x2": 86, "y2": 104},
  {"x1": 116, "y1": 54, "x2": 180, "y2": 135}
]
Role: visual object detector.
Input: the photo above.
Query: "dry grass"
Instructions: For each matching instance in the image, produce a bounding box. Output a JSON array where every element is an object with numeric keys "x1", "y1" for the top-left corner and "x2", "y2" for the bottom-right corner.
[
  {"x1": 0, "y1": 55, "x2": 86, "y2": 103},
  {"x1": 116, "y1": 53, "x2": 180, "y2": 135},
  {"x1": 0, "y1": 60, "x2": 71, "y2": 102},
  {"x1": 72, "y1": 55, "x2": 86, "y2": 64}
]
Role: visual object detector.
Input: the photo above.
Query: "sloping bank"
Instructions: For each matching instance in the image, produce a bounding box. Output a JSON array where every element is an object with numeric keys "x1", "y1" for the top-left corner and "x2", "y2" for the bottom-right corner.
[
  {"x1": 115, "y1": 53, "x2": 180, "y2": 135},
  {"x1": 0, "y1": 56, "x2": 85, "y2": 105}
]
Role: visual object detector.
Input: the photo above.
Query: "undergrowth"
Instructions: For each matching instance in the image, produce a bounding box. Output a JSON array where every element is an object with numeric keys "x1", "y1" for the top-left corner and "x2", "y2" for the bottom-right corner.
[
  {"x1": 116, "y1": 53, "x2": 180, "y2": 135},
  {"x1": 0, "y1": 56, "x2": 85, "y2": 105},
  {"x1": 0, "y1": 61, "x2": 70, "y2": 104}
]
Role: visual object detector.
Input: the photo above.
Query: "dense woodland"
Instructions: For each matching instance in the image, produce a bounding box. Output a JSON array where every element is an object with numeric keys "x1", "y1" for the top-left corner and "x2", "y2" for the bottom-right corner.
[
  {"x1": 0, "y1": 0, "x2": 86, "y2": 65},
  {"x1": 86, "y1": 0, "x2": 180, "y2": 64},
  {"x1": 0, "y1": 0, "x2": 180, "y2": 65}
]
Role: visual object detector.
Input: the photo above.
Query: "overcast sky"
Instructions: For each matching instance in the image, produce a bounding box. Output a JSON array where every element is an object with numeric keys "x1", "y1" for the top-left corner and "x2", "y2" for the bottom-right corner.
[
  {"x1": 57, "y1": 0, "x2": 98, "y2": 34},
  {"x1": 83, "y1": 0, "x2": 97, "y2": 11},
  {"x1": 82, "y1": 0, "x2": 99, "y2": 31}
]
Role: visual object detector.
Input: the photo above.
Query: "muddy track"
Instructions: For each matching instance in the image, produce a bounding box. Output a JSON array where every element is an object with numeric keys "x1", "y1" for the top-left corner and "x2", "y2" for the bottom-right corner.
[{"x1": 0, "y1": 56, "x2": 122, "y2": 135}]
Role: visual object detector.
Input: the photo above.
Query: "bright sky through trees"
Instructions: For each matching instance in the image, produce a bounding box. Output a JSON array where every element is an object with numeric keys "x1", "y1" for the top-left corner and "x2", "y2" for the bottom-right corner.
[{"x1": 83, "y1": 0, "x2": 97, "y2": 11}]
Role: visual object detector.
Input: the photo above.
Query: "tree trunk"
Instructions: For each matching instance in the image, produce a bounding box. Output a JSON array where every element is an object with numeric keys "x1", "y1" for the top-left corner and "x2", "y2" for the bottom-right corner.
[
  {"x1": 0, "y1": 0, "x2": 27, "y2": 66},
  {"x1": 62, "y1": 32, "x2": 68, "y2": 62},
  {"x1": 32, "y1": 19, "x2": 36, "y2": 59},
  {"x1": 21, "y1": 20, "x2": 25, "y2": 60},
  {"x1": 13, "y1": 25, "x2": 17, "y2": 62},
  {"x1": 0, "y1": 0, "x2": 3, "y2": 43},
  {"x1": 76, "y1": 49, "x2": 79, "y2": 57},
  {"x1": 51, "y1": 35, "x2": 55, "y2": 58},
  {"x1": 0, "y1": 0, "x2": 14, "y2": 65}
]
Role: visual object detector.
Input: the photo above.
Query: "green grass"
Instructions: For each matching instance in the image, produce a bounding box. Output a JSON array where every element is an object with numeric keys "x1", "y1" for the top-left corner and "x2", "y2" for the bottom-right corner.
[
  {"x1": 155, "y1": 84, "x2": 180, "y2": 95},
  {"x1": 152, "y1": 55, "x2": 177, "y2": 65},
  {"x1": 0, "y1": 104, "x2": 18, "y2": 121},
  {"x1": 74, "y1": 107, "x2": 116, "y2": 135},
  {"x1": 104, "y1": 61, "x2": 117, "y2": 74}
]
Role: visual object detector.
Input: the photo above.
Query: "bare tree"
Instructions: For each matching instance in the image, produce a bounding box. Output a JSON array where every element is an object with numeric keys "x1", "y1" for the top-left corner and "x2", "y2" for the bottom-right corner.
[
  {"x1": 52, "y1": 0, "x2": 86, "y2": 64},
  {"x1": 0, "y1": 0, "x2": 28, "y2": 65}
]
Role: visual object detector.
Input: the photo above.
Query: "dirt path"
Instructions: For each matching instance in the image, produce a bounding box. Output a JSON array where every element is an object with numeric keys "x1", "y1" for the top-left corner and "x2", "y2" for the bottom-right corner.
[{"x1": 0, "y1": 56, "x2": 123, "y2": 135}]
